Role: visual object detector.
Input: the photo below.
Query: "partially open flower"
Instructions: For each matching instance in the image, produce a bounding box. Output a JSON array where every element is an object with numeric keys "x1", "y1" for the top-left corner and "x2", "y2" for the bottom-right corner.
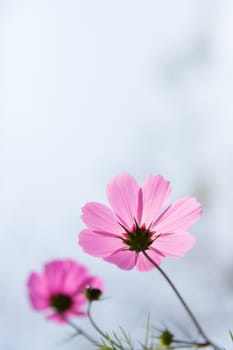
[{"x1": 27, "y1": 259, "x2": 104, "y2": 323}]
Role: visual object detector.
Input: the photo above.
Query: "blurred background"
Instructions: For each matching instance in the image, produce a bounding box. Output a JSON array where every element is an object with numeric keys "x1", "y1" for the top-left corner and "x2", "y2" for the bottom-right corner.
[{"x1": 0, "y1": 0, "x2": 232, "y2": 349}]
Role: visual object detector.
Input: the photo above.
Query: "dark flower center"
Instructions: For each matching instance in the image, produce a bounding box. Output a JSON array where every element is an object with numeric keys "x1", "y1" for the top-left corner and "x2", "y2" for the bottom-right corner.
[
  {"x1": 50, "y1": 293, "x2": 73, "y2": 313},
  {"x1": 122, "y1": 221, "x2": 154, "y2": 252}
]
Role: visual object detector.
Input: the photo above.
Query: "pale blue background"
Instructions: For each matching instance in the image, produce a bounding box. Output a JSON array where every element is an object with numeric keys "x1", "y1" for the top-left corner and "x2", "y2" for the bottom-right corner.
[{"x1": 0, "y1": 1, "x2": 232, "y2": 349}]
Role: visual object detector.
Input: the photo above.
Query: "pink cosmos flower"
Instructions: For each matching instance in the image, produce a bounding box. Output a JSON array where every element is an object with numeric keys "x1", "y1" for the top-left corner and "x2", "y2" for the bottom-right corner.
[
  {"x1": 27, "y1": 259, "x2": 104, "y2": 323},
  {"x1": 79, "y1": 173, "x2": 202, "y2": 272}
]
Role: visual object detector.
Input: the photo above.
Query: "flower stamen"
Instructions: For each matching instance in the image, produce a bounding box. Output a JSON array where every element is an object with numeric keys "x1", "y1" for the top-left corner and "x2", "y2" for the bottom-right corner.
[{"x1": 119, "y1": 219, "x2": 154, "y2": 252}]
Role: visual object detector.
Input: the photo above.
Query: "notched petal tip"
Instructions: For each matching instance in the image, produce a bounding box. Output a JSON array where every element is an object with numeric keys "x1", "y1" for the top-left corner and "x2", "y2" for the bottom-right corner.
[
  {"x1": 152, "y1": 231, "x2": 196, "y2": 258},
  {"x1": 106, "y1": 173, "x2": 139, "y2": 228},
  {"x1": 154, "y1": 197, "x2": 203, "y2": 232},
  {"x1": 141, "y1": 174, "x2": 171, "y2": 226}
]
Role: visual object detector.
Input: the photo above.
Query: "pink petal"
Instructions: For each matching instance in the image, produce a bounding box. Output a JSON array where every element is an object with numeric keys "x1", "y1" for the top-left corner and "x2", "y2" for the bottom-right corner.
[
  {"x1": 82, "y1": 276, "x2": 104, "y2": 292},
  {"x1": 154, "y1": 197, "x2": 202, "y2": 233},
  {"x1": 104, "y1": 248, "x2": 137, "y2": 270},
  {"x1": 27, "y1": 273, "x2": 49, "y2": 310},
  {"x1": 136, "y1": 249, "x2": 163, "y2": 272},
  {"x1": 137, "y1": 188, "x2": 143, "y2": 225},
  {"x1": 46, "y1": 312, "x2": 63, "y2": 323},
  {"x1": 152, "y1": 231, "x2": 195, "y2": 257},
  {"x1": 107, "y1": 173, "x2": 139, "y2": 228},
  {"x1": 28, "y1": 272, "x2": 48, "y2": 296},
  {"x1": 61, "y1": 261, "x2": 89, "y2": 294},
  {"x1": 29, "y1": 295, "x2": 49, "y2": 310},
  {"x1": 47, "y1": 309, "x2": 87, "y2": 323},
  {"x1": 141, "y1": 175, "x2": 171, "y2": 226},
  {"x1": 46, "y1": 312, "x2": 67, "y2": 323},
  {"x1": 79, "y1": 229, "x2": 125, "y2": 257},
  {"x1": 72, "y1": 293, "x2": 86, "y2": 304},
  {"x1": 45, "y1": 259, "x2": 88, "y2": 294},
  {"x1": 44, "y1": 261, "x2": 63, "y2": 293},
  {"x1": 82, "y1": 202, "x2": 122, "y2": 235}
]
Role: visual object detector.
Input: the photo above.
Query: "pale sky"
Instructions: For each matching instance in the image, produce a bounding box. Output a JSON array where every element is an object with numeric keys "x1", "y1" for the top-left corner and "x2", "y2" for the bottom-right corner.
[{"x1": 0, "y1": 1, "x2": 233, "y2": 349}]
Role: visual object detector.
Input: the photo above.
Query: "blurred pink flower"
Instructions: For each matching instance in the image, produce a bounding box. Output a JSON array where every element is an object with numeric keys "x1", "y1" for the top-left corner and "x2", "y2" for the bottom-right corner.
[
  {"x1": 79, "y1": 173, "x2": 202, "y2": 272},
  {"x1": 27, "y1": 259, "x2": 103, "y2": 323}
]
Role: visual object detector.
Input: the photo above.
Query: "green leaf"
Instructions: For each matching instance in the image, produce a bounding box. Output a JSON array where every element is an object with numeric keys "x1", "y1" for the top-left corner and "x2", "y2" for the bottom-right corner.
[{"x1": 230, "y1": 330, "x2": 233, "y2": 342}]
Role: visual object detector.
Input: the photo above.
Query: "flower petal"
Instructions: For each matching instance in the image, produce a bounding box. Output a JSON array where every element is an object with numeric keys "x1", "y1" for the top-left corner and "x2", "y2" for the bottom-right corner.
[
  {"x1": 82, "y1": 202, "x2": 122, "y2": 235},
  {"x1": 154, "y1": 197, "x2": 202, "y2": 232},
  {"x1": 61, "y1": 260, "x2": 88, "y2": 294},
  {"x1": 82, "y1": 276, "x2": 104, "y2": 292},
  {"x1": 136, "y1": 249, "x2": 163, "y2": 272},
  {"x1": 47, "y1": 308, "x2": 87, "y2": 323},
  {"x1": 46, "y1": 312, "x2": 66, "y2": 323},
  {"x1": 104, "y1": 249, "x2": 137, "y2": 270},
  {"x1": 79, "y1": 229, "x2": 124, "y2": 257},
  {"x1": 27, "y1": 273, "x2": 49, "y2": 310},
  {"x1": 152, "y1": 232, "x2": 195, "y2": 257},
  {"x1": 141, "y1": 175, "x2": 171, "y2": 226},
  {"x1": 107, "y1": 173, "x2": 139, "y2": 228},
  {"x1": 44, "y1": 259, "x2": 87, "y2": 294}
]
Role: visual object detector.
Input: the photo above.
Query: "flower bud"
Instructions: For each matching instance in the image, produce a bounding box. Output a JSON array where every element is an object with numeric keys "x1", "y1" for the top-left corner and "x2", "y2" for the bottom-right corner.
[
  {"x1": 84, "y1": 287, "x2": 102, "y2": 301},
  {"x1": 158, "y1": 330, "x2": 173, "y2": 347}
]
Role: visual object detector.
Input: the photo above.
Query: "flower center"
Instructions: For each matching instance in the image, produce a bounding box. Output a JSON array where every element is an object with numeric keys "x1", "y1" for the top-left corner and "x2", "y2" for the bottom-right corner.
[
  {"x1": 50, "y1": 293, "x2": 73, "y2": 313},
  {"x1": 122, "y1": 221, "x2": 154, "y2": 252}
]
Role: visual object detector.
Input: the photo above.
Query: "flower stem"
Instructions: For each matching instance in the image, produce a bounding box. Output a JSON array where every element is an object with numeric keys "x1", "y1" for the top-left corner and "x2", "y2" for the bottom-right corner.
[
  {"x1": 173, "y1": 339, "x2": 211, "y2": 347},
  {"x1": 88, "y1": 302, "x2": 122, "y2": 349},
  {"x1": 142, "y1": 250, "x2": 222, "y2": 350},
  {"x1": 64, "y1": 317, "x2": 99, "y2": 346}
]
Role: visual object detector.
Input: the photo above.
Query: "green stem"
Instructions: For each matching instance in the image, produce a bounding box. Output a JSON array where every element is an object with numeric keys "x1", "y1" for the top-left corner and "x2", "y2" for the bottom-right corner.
[
  {"x1": 64, "y1": 317, "x2": 99, "y2": 346},
  {"x1": 142, "y1": 250, "x2": 222, "y2": 350},
  {"x1": 88, "y1": 302, "x2": 122, "y2": 349},
  {"x1": 173, "y1": 339, "x2": 211, "y2": 347}
]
